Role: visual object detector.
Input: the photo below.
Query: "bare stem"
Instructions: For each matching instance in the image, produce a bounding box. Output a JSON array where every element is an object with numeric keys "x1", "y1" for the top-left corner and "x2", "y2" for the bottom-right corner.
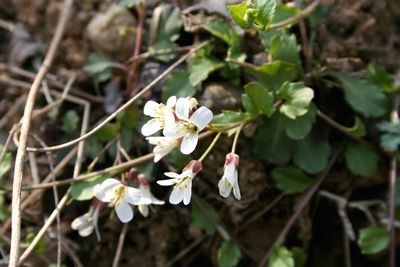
[{"x1": 8, "y1": 0, "x2": 74, "y2": 265}]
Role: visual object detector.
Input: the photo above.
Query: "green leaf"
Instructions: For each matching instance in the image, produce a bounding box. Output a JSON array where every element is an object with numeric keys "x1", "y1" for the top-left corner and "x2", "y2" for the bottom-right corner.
[
  {"x1": 291, "y1": 247, "x2": 307, "y2": 267},
  {"x1": 218, "y1": 240, "x2": 241, "y2": 267},
  {"x1": 117, "y1": 0, "x2": 141, "y2": 7},
  {"x1": 83, "y1": 53, "x2": 113, "y2": 83},
  {"x1": 227, "y1": 2, "x2": 252, "y2": 29},
  {"x1": 94, "y1": 123, "x2": 120, "y2": 141},
  {"x1": 253, "y1": 0, "x2": 277, "y2": 30},
  {"x1": 62, "y1": 110, "x2": 80, "y2": 135},
  {"x1": 367, "y1": 63, "x2": 393, "y2": 93},
  {"x1": 358, "y1": 226, "x2": 389, "y2": 254},
  {"x1": 377, "y1": 121, "x2": 400, "y2": 152},
  {"x1": 243, "y1": 82, "x2": 274, "y2": 116},
  {"x1": 20, "y1": 232, "x2": 46, "y2": 255},
  {"x1": 270, "y1": 33, "x2": 301, "y2": 67},
  {"x1": 330, "y1": 72, "x2": 387, "y2": 118},
  {"x1": 189, "y1": 57, "x2": 224, "y2": 87},
  {"x1": 116, "y1": 105, "x2": 139, "y2": 129},
  {"x1": 247, "y1": 61, "x2": 299, "y2": 91},
  {"x1": 192, "y1": 198, "x2": 219, "y2": 235},
  {"x1": 272, "y1": 4, "x2": 301, "y2": 25},
  {"x1": 345, "y1": 142, "x2": 379, "y2": 177},
  {"x1": 278, "y1": 82, "x2": 314, "y2": 119},
  {"x1": 254, "y1": 114, "x2": 293, "y2": 164},
  {"x1": 71, "y1": 174, "x2": 109, "y2": 201},
  {"x1": 163, "y1": 70, "x2": 197, "y2": 101},
  {"x1": 166, "y1": 149, "x2": 192, "y2": 170},
  {"x1": 293, "y1": 130, "x2": 331, "y2": 174},
  {"x1": 0, "y1": 145, "x2": 12, "y2": 180},
  {"x1": 242, "y1": 94, "x2": 259, "y2": 115},
  {"x1": 211, "y1": 111, "x2": 251, "y2": 128},
  {"x1": 272, "y1": 166, "x2": 313, "y2": 194},
  {"x1": 282, "y1": 105, "x2": 316, "y2": 140},
  {"x1": 204, "y1": 21, "x2": 232, "y2": 45},
  {"x1": 269, "y1": 246, "x2": 294, "y2": 267}
]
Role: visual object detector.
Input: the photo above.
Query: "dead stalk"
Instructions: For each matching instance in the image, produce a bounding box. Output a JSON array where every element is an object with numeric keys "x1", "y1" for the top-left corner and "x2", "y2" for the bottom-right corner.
[{"x1": 8, "y1": 0, "x2": 74, "y2": 265}]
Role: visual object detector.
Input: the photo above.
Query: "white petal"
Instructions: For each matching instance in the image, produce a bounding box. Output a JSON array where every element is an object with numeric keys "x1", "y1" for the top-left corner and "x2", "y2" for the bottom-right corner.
[
  {"x1": 190, "y1": 106, "x2": 213, "y2": 131},
  {"x1": 151, "y1": 196, "x2": 165, "y2": 205},
  {"x1": 224, "y1": 162, "x2": 236, "y2": 185},
  {"x1": 124, "y1": 187, "x2": 142, "y2": 205},
  {"x1": 175, "y1": 97, "x2": 190, "y2": 120},
  {"x1": 164, "y1": 172, "x2": 183, "y2": 179},
  {"x1": 94, "y1": 178, "x2": 120, "y2": 203},
  {"x1": 115, "y1": 201, "x2": 133, "y2": 223},
  {"x1": 71, "y1": 214, "x2": 90, "y2": 230},
  {"x1": 163, "y1": 123, "x2": 187, "y2": 139},
  {"x1": 141, "y1": 120, "x2": 163, "y2": 136},
  {"x1": 157, "y1": 178, "x2": 178, "y2": 186},
  {"x1": 137, "y1": 186, "x2": 153, "y2": 205},
  {"x1": 218, "y1": 177, "x2": 232, "y2": 198},
  {"x1": 138, "y1": 204, "x2": 149, "y2": 217},
  {"x1": 166, "y1": 96, "x2": 177, "y2": 108},
  {"x1": 180, "y1": 131, "x2": 198, "y2": 154},
  {"x1": 144, "y1": 100, "x2": 160, "y2": 117},
  {"x1": 183, "y1": 181, "x2": 192, "y2": 205},
  {"x1": 78, "y1": 225, "x2": 94, "y2": 237},
  {"x1": 169, "y1": 187, "x2": 184, "y2": 204},
  {"x1": 232, "y1": 170, "x2": 241, "y2": 200}
]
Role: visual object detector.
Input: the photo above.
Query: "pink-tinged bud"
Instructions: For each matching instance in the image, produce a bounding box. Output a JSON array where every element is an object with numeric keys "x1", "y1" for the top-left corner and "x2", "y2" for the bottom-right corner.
[
  {"x1": 137, "y1": 174, "x2": 149, "y2": 187},
  {"x1": 183, "y1": 160, "x2": 203, "y2": 174},
  {"x1": 128, "y1": 168, "x2": 139, "y2": 181},
  {"x1": 225, "y1": 153, "x2": 240, "y2": 169}
]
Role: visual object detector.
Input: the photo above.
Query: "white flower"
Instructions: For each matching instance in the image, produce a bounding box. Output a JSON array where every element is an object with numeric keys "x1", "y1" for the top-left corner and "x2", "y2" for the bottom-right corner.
[
  {"x1": 218, "y1": 153, "x2": 241, "y2": 200},
  {"x1": 141, "y1": 96, "x2": 176, "y2": 136},
  {"x1": 157, "y1": 160, "x2": 203, "y2": 205},
  {"x1": 146, "y1": 136, "x2": 179, "y2": 162},
  {"x1": 163, "y1": 97, "x2": 213, "y2": 154},
  {"x1": 137, "y1": 183, "x2": 165, "y2": 217},
  {"x1": 94, "y1": 178, "x2": 141, "y2": 223},
  {"x1": 71, "y1": 205, "x2": 101, "y2": 240}
]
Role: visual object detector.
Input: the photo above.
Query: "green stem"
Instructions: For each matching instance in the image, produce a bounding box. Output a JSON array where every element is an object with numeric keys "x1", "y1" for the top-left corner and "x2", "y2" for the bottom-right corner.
[
  {"x1": 198, "y1": 132, "x2": 222, "y2": 162},
  {"x1": 231, "y1": 122, "x2": 245, "y2": 154}
]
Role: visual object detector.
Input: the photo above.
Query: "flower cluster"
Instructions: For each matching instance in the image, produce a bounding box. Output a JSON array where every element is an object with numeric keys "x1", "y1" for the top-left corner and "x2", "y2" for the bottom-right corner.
[{"x1": 142, "y1": 96, "x2": 213, "y2": 161}]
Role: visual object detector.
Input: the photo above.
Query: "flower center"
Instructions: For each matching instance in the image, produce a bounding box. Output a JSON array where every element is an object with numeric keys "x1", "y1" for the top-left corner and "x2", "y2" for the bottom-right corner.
[
  {"x1": 111, "y1": 185, "x2": 126, "y2": 207},
  {"x1": 175, "y1": 176, "x2": 192, "y2": 189}
]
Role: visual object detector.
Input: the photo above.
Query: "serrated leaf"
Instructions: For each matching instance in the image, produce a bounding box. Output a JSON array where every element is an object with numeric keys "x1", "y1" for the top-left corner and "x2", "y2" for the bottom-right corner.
[
  {"x1": 227, "y1": 2, "x2": 252, "y2": 29},
  {"x1": 345, "y1": 142, "x2": 379, "y2": 177},
  {"x1": 272, "y1": 166, "x2": 313, "y2": 194},
  {"x1": 377, "y1": 121, "x2": 400, "y2": 152},
  {"x1": 269, "y1": 246, "x2": 294, "y2": 267},
  {"x1": 71, "y1": 174, "x2": 109, "y2": 201},
  {"x1": 0, "y1": 145, "x2": 12, "y2": 180},
  {"x1": 254, "y1": 114, "x2": 293, "y2": 164},
  {"x1": 247, "y1": 61, "x2": 299, "y2": 91},
  {"x1": 367, "y1": 63, "x2": 393, "y2": 93},
  {"x1": 282, "y1": 105, "x2": 316, "y2": 140},
  {"x1": 62, "y1": 110, "x2": 80, "y2": 135},
  {"x1": 270, "y1": 33, "x2": 300, "y2": 67},
  {"x1": 358, "y1": 227, "x2": 389, "y2": 255},
  {"x1": 162, "y1": 70, "x2": 197, "y2": 101},
  {"x1": 331, "y1": 72, "x2": 387, "y2": 118},
  {"x1": 192, "y1": 198, "x2": 219, "y2": 235},
  {"x1": 253, "y1": 0, "x2": 277, "y2": 30},
  {"x1": 243, "y1": 82, "x2": 274, "y2": 116},
  {"x1": 117, "y1": 0, "x2": 141, "y2": 7},
  {"x1": 293, "y1": 130, "x2": 331, "y2": 174},
  {"x1": 189, "y1": 58, "x2": 224, "y2": 87},
  {"x1": 211, "y1": 111, "x2": 251, "y2": 128},
  {"x1": 278, "y1": 82, "x2": 314, "y2": 119},
  {"x1": 218, "y1": 240, "x2": 241, "y2": 267},
  {"x1": 84, "y1": 54, "x2": 113, "y2": 83}
]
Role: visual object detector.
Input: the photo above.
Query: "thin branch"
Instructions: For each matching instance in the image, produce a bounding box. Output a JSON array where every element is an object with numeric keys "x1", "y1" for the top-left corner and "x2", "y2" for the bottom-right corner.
[
  {"x1": 111, "y1": 224, "x2": 129, "y2": 267},
  {"x1": 8, "y1": 0, "x2": 74, "y2": 265},
  {"x1": 257, "y1": 145, "x2": 343, "y2": 267},
  {"x1": 24, "y1": 41, "x2": 209, "y2": 153}
]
